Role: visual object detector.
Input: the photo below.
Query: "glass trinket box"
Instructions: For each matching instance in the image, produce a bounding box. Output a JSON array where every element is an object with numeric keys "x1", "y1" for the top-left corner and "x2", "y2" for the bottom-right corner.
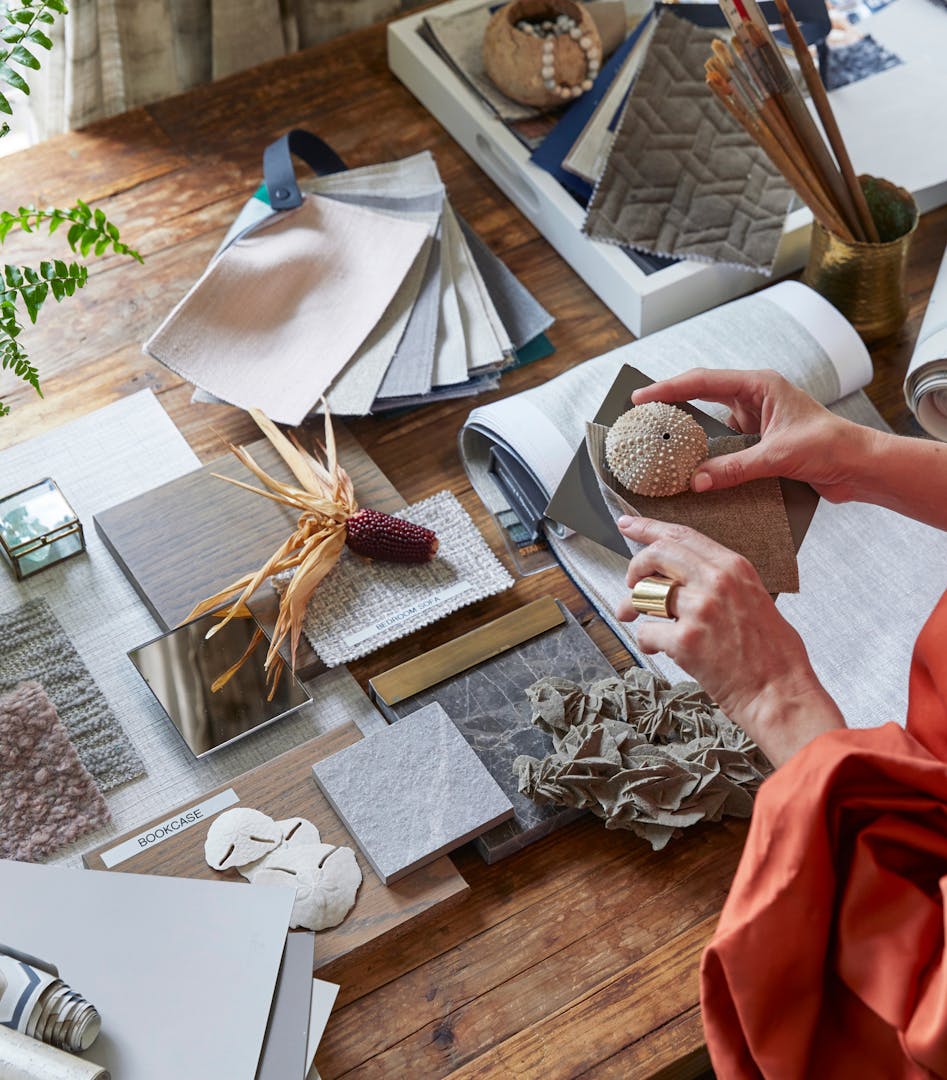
[{"x1": 0, "y1": 477, "x2": 85, "y2": 580}]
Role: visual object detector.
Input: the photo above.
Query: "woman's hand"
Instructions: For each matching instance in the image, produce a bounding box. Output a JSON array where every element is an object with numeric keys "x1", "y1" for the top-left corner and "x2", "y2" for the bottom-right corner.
[
  {"x1": 616, "y1": 516, "x2": 845, "y2": 767},
  {"x1": 631, "y1": 368, "x2": 874, "y2": 502}
]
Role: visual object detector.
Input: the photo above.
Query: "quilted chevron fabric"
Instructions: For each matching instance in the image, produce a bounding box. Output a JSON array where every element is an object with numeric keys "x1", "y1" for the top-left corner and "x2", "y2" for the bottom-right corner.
[{"x1": 583, "y1": 10, "x2": 793, "y2": 273}]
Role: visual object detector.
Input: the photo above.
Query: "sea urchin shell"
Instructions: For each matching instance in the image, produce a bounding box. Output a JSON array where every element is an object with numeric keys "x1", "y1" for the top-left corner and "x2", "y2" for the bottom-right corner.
[{"x1": 605, "y1": 403, "x2": 708, "y2": 497}]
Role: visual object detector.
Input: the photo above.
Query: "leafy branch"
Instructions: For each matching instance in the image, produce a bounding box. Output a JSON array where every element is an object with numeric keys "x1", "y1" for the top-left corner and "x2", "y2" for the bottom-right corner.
[
  {"x1": 0, "y1": 0, "x2": 144, "y2": 417},
  {"x1": 0, "y1": 202, "x2": 142, "y2": 414},
  {"x1": 0, "y1": 0, "x2": 67, "y2": 139}
]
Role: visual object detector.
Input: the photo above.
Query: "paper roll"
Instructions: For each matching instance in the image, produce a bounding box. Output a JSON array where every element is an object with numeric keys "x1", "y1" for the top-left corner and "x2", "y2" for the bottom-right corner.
[
  {"x1": 0, "y1": 1026, "x2": 109, "y2": 1080},
  {"x1": 904, "y1": 242, "x2": 947, "y2": 440}
]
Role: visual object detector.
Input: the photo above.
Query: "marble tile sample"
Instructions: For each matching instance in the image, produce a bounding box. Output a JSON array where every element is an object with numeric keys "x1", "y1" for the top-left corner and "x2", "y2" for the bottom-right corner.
[
  {"x1": 381, "y1": 603, "x2": 616, "y2": 863},
  {"x1": 311, "y1": 703, "x2": 513, "y2": 884}
]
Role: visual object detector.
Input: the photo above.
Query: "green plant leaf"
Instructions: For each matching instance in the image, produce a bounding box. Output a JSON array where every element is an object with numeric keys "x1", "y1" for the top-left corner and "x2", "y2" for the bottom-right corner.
[
  {"x1": 4, "y1": 265, "x2": 23, "y2": 287},
  {"x1": 0, "y1": 92, "x2": 10, "y2": 115},
  {"x1": 10, "y1": 44, "x2": 40, "y2": 69},
  {"x1": 0, "y1": 63, "x2": 30, "y2": 95},
  {"x1": 27, "y1": 29, "x2": 53, "y2": 49}
]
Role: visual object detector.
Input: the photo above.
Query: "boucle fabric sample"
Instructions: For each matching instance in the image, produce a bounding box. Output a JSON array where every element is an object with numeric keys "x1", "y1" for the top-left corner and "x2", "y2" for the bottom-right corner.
[
  {"x1": 0, "y1": 597, "x2": 143, "y2": 790},
  {"x1": 583, "y1": 10, "x2": 792, "y2": 272},
  {"x1": 279, "y1": 490, "x2": 513, "y2": 666},
  {"x1": 0, "y1": 681, "x2": 111, "y2": 861},
  {"x1": 514, "y1": 667, "x2": 771, "y2": 850}
]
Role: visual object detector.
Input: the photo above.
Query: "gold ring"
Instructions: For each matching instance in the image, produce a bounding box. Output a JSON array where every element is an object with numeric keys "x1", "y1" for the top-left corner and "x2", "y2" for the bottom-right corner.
[{"x1": 630, "y1": 575, "x2": 677, "y2": 619}]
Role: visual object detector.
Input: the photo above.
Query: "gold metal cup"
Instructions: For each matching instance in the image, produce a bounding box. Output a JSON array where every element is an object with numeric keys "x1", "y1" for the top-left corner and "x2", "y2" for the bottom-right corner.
[{"x1": 802, "y1": 175, "x2": 918, "y2": 343}]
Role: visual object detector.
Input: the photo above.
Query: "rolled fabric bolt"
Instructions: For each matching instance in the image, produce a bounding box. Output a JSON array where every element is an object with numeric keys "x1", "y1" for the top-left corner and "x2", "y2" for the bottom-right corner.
[{"x1": 0, "y1": 1026, "x2": 109, "y2": 1080}]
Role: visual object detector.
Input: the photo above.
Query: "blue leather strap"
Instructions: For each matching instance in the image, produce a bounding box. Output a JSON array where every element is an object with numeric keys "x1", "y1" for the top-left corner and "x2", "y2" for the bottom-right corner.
[{"x1": 263, "y1": 129, "x2": 347, "y2": 210}]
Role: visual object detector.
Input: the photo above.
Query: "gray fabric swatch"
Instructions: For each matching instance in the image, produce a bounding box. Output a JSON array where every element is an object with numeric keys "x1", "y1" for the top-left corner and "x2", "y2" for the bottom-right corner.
[
  {"x1": 583, "y1": 10, "x2": 793, "y2": 273},
  {"x1": 424, "y1": 5, "x2": 540, "y2": 122},
  {"x1": 458, "y1": 215, "x2": 554, "y2": 351},
  {"x1": 0, "y1": 598, "x2": 144, "y2": 791}
]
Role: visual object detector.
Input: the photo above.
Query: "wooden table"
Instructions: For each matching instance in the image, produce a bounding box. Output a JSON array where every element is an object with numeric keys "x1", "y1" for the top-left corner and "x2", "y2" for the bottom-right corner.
[{"x1": 1, "y1": 14, "x2": 945, "y2": 1079}]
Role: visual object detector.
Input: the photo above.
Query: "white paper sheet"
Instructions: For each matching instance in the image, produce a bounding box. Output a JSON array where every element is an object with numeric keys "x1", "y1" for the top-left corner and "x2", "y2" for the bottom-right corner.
[{"x1": 0, "y1": 861, "x2": 294, "y2": 1080}]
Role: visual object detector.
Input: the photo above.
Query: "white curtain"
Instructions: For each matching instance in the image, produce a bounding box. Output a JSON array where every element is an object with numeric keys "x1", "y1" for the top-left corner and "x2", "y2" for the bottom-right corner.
[{"x1": 28, "y1": 0, "x2": 412, "y2": 139}]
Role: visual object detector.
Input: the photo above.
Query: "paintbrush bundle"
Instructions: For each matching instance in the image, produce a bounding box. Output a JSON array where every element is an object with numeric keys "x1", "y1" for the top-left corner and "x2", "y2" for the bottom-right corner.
[
  {"x1": 147, "y1": 149, "x2": 553, "y2": 425},
  {"x1": 705, "y1": 0, "x2": 880, "y2": 243}
]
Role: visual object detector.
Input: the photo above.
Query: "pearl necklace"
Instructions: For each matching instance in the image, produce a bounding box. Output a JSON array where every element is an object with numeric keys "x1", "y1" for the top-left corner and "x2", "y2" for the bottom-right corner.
[{"x1": 516, "y1": 12, "x2": 600, "y2": 101}]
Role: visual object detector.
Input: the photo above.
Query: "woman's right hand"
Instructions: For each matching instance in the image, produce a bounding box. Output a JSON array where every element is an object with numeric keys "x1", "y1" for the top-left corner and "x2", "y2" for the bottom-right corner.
[{"x1": 632, "y1": 368, "x2": 875, "y2": 502}]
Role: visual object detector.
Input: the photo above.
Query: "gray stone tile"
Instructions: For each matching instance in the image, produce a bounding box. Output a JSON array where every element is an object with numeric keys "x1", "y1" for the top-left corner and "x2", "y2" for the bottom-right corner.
[
  {"x1": 311, "y1": 703, "x2": 513, "y2": 884},
  {"x1": 382, "y1": 603, "x2": 616, "y2": 862}
]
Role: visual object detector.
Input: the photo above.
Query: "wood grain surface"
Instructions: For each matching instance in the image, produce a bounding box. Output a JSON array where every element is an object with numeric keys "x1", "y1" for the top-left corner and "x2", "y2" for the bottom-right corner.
[
  {"x1": 93, "y1": 426, "x2": 404, "y2": 678},
  {"x1": 2, "y1": 9, "x2": 945, "y2": 1078}
]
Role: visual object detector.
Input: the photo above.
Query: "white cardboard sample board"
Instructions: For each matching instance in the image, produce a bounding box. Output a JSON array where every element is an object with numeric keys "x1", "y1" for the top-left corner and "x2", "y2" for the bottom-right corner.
[
  {"x1": 388, "y1": 0, "x2": 947, "y2": 336},
  {"x1": 0, "y1": 861, "x2": 295, "y2": 1080}
]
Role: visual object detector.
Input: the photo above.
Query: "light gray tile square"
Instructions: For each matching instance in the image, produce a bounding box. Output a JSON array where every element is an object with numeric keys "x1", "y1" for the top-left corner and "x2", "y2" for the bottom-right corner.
[{"x1": 311, "y1": 703, "x2": 513, "y2": 884}]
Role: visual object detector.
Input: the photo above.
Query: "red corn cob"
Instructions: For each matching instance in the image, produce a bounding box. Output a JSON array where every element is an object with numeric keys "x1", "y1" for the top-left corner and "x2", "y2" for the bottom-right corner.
[{"x1": 344, "y1": 509, "x2": 439, "y2": 564}]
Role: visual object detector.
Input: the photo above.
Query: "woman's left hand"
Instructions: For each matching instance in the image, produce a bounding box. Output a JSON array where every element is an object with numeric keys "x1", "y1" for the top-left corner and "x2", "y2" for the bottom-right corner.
[{"x1": 616, "y1": 515, "x2": 845, "y2": 766}]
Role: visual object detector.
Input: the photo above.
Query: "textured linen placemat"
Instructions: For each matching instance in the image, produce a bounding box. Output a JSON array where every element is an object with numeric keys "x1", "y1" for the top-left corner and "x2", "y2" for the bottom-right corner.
[
  {"x1": 583, "y1": 10, "x2": 792, "y2": 272},
  {"x1": 0, "y1": 680, "x2": 111, "y2": 861},
  {"x1": 0, "y1": 392, "x2": 385, "y2": 867},
  {"x1": 145, "y1": 194, "x2": 429, "y2": 424},
  {"x1": 0, "y1": 598, "x2": 142, "y2": 789},
  {"x1": 283, "y1": 490, "x2": 514, "y2": 666}
]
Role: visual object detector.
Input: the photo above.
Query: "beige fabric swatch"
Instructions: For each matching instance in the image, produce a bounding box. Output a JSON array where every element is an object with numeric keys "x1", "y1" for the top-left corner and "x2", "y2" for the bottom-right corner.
[
  {"x1": 277, "y1": 490, "x2": 513, "y2": 666},
  {"x1": 514, "y1": 667, "x2": 771, "y2": 851},
  {"x1": 145, "y1": 194, "x2": 429, "y2": 424},
  {"x1": 586, "y1": 424, "x2": 799, "y2": 593},
  {"x1": 0, "y1": 681, "x2": 111, "y2": 862},
  {"x1": 583, "y1": 10, "x2": 792, "y2": 273}
]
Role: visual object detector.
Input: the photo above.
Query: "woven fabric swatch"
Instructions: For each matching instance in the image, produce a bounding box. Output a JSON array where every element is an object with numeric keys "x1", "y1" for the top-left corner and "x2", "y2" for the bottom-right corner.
[
  {"x1": 586, "y1": 424, "x2": 799, "y2": 593},
  {"x1": 0, "y1": 681, "x2": 111, "y2": 861},
  {"x1": 514, "y1": 667, "x2": 771, "y2": 850},
  {"x1": 145, "y1": 194, "x2": 429, "y2": 424},
  {"x1": 0, "y1": 598, "x2": 143, "y2": 790},
  {"x1": 583, "y1": 10, "x2": 793, "y2": 272},
  {"x1": 279, "y1": 490, "x2": 514, "y2": 666}
]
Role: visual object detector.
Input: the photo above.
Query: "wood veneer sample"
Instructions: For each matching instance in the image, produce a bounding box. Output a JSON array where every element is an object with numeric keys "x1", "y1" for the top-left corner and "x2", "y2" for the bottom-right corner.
[
  {"x1": 83, "y1": 722, "x2": 469, "y2": 973},
  {"x1": 94, "y1": 425, "x2": 404, "y2": 679}
]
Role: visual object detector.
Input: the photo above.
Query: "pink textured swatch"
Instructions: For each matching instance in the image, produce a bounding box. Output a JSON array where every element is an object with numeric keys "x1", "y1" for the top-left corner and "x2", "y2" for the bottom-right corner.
[{"x1": 0, "y1": 681, "x2": 111, "y2": 861}]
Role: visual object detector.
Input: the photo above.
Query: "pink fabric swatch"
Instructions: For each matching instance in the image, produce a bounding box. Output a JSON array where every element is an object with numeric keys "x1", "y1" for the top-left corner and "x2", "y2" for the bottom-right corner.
[{"x1": 0, "y1": 681, "x2": 111, "y2": 861}]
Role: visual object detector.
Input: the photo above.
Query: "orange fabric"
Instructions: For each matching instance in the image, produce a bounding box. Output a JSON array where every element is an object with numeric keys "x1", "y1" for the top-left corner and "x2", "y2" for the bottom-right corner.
[{"x1": 701, "y1": 589, "x2": 947, "y2": 1079}]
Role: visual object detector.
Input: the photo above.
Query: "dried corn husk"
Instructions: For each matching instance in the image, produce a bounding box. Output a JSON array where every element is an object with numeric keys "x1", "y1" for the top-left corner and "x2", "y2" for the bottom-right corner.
[{"x1": 185, "y1": 404, "x2": 356, "y2": 691}]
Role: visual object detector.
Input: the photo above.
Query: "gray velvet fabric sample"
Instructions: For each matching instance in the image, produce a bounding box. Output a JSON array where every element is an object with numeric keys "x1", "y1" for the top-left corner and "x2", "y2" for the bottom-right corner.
[
  {"x1": 583, "y1": 10, "x2": 793, "y2": 272},
  {"x1": 0, "y1": 598, "x2": 144, "y2": 790},
  {"x1": 278, "y1": 490, "x2": 513, "y2": 666},
  {"x1": 586, "y1": 424, "x2": 799, "y2": 594},
  {"x1": 384, "y1": 602, "x2": 616, "y2": 863},
  {"x1": 312, "y1": 702, "x2": 514, "y2": 884},
  {"x1": 513, "y1": 668, "x2": 771, "y2": 850},
  {"x1": 458, "y1": 215, "x2": 554, "y2": 351}
]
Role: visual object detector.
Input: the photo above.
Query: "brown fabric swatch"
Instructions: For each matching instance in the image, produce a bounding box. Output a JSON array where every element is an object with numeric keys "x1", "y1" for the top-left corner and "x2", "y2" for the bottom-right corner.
[
  {"x1": 0, "y1": 681, "x2": 111, "y2": 861},
  {"x1": 582, "y1": 10, "x2": 793, "y2": 273},
  {"x1": 513, "y1": 667, "x2": 771, "y2": 850},
  {"x1": 587, "y1": 424, "x2": 799, "y2": 593}
]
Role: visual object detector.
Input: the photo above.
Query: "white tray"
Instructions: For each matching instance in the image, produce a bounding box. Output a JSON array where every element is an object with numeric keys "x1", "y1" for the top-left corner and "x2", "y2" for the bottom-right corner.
[
  {"x1": 387, "y1": 0, "x2": 811, "y2": 337},
  {"x1": 387, "y1": 0, "x2": 947, "y2": 337}
]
